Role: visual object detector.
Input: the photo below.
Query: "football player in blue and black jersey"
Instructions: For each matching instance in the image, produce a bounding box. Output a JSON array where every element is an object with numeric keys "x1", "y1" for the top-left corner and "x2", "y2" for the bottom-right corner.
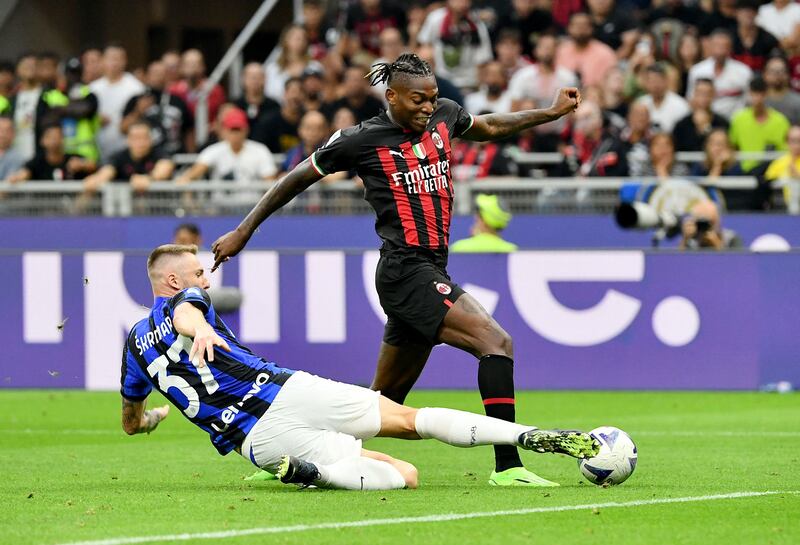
[
  {"x1": 121, "y1": 244, "x2": 599, "y2": 490},
  {"x1": 211, "y1": 54, "x2": 582, "y2": 487}
]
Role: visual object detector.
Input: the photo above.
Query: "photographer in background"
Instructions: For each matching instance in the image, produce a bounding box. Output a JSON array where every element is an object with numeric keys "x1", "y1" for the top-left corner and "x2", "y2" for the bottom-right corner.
[{"x1": 679, "y1": 200, "x2": 742, "y2": 250}]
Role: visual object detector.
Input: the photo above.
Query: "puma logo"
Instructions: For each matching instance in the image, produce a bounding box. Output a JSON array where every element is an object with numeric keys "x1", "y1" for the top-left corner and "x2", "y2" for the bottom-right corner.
[{"x1": 388, "y1": 149, "x2": 404, "y2": 158}]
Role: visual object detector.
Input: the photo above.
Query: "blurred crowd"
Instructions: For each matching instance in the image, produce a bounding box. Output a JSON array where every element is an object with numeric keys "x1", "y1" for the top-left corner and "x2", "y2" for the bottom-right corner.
[{"x1": 3, "y1": 0, "x2": 800, "y2": 211}]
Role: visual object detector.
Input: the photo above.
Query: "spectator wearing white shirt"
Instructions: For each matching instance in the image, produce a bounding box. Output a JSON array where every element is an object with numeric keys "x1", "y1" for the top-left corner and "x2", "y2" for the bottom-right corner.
[
  {"x1": 0, "y1": 117, "x2": 24, "y2": 179},
  {"x1": 90, "y1": 44, "x2": 145, "y2": 160},
  {"x1": 10, "y1": 52, "x2": 41, "y2": 161},
  {"x1": 464, "y1": 62, "x2": 512, "y2": 115},
  {"x1": 177, "y1": 107, "x2": 277, "y2": 185},
  {"x1": 264, "y1": 25, "x2": 322, "y2": 104},
  {"x1": 756, "y1": 0, "x2": 800, "y2": 46},
  {"x1": 417, "y1": 0, "x2": 494, "y2": 90},
  {"x1": 636, "y1": 64, "x2": 691, "y2": 133},
  {"x1": 687, "y1": 30, "x2": 752, "y2": 120},
  {"x1": 493, "y1": 29, "x2": 531, "y2": 80},
  {"x1": 508, "y1": 35, "x2": 578, "y2": 110}
]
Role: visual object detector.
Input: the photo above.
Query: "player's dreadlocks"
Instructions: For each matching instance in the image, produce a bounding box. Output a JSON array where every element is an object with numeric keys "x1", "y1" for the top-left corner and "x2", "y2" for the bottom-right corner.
[{"x1": 365, "y1": 53, "x2": 433, "y2": 87}]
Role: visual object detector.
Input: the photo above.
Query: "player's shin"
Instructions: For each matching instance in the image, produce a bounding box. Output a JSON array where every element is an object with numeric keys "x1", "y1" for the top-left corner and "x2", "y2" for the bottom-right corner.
[
  {"x1": 315, "y1": 457, "x2": 408, "y2": 490},
  {"x1": 414, "y1": 407, "x2": 532, "y2": 447},
  {"x1": 478, "y1": 354, "x2": 524, "y2": 471}
]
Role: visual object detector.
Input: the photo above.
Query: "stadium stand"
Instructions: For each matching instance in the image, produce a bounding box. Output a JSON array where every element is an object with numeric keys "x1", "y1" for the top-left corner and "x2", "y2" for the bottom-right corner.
[{"x1": 1, "y1": 0, "x2": 800, "y2": 215}]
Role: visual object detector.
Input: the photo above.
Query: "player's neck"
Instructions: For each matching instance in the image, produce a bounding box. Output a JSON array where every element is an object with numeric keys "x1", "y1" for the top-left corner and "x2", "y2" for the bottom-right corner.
[
  {"x1": 153, "y1": 290, "x2": 175, "y2": 299},
  {"x1": 386, "y1": 109, "x2": 417, "y2": 133}
]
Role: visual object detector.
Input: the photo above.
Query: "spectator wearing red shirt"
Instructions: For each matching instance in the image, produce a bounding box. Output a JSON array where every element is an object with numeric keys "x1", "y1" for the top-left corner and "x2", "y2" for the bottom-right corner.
[
  {"x1": 552, "y1": 0, "x2": 585, "y2": 31},
  {"x1": 168, "y1": 49, "x2": 226, "y2": 124},
  {"x1": 303, "y1": 0, "x2": 331, "y2": 61},
  {"x1": 344, "y1": 0, "x2": 407, "y2": 57},
  {"x1": 733, "y1": 0, "x2": 780, "y2": 72},
  {"x1": 561, "y1": 100, "x2": 629, "y2": 177}
]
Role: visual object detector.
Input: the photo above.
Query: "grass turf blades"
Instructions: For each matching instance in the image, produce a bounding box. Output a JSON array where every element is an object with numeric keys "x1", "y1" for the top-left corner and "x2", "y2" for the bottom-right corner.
[{"x1": 2, "y1": 390, "x2": 798, "y2": 545}]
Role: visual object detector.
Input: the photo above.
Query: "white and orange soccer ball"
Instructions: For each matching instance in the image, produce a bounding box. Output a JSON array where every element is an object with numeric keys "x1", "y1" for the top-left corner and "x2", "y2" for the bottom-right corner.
[{"x1": 578, "y1": 426, "x2": 638, "y2": 486}]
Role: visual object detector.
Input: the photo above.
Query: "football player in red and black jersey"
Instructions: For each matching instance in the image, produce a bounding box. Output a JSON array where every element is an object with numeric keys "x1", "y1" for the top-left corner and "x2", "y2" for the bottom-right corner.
[{"x1": 212, "y1": 54, "x2": 581, "y2": 487}]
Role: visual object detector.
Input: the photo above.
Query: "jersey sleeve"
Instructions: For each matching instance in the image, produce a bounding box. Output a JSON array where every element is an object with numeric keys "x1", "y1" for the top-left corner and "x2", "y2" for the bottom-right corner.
[
  {"x1": 439, "y1": 98, "x2": 475, "y2": 138},
  {"x1": 120, "y1": 337, "x2": 152, "y2": 401},
  {"x1": 310, "y1": 126, "x2": 361, "y2": 175},
  {"x1": 167, "y1": 287, "x2": 214, "y2": 319}
]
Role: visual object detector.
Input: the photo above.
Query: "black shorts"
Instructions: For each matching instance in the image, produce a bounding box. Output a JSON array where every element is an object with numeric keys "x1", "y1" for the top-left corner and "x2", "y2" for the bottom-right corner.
[{"x1": 375, "y1": 249, "x2": 465, "y2": 346}]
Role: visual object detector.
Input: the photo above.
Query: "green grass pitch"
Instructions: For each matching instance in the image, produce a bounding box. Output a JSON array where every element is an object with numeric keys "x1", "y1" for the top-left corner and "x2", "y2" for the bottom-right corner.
[{"x1": 3, "y1": 390, "x2": 799, "y2": 545}]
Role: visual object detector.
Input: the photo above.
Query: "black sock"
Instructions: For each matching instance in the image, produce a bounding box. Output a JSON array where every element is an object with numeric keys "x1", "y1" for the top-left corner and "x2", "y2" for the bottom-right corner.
[{"x1": 478, "y1": 354, "x2": 523, "y2": 472}]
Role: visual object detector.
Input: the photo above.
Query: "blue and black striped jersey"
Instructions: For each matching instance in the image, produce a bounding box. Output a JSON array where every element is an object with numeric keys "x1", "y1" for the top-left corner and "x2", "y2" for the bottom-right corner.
[{"x1": 121, "y1": 287, "x2": 294, "y2": 455}]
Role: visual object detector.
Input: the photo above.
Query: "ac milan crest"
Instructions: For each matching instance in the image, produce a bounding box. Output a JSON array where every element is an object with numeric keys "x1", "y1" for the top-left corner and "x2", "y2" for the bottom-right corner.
[{"x1": 435, "y1": 282, "x2": 452, "y2": 295}]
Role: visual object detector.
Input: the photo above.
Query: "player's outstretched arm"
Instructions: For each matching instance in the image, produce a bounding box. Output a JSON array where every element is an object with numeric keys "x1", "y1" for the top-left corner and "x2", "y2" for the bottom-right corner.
[
  {"x1": 121, "y1": 396, "x2": 169, "y2": 435},
  {"x1": 211, "y1": 158, "x2": 323, "y2": 271},
  {"x1": 173, "y1": 301, "x2": 231, "y2": 367},
  {"x1": 461, "y1": 87, "x2": 581, "y2": 142}
]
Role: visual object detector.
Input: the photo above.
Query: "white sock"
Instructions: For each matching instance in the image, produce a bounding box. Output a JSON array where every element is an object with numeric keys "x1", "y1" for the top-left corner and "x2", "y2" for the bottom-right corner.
[
  {"x1": 414, "y1": 407, "x2": 534, "y2": 448},
  {"x1": 315, "y1": 456, "x2": 407, "y2": 490}
]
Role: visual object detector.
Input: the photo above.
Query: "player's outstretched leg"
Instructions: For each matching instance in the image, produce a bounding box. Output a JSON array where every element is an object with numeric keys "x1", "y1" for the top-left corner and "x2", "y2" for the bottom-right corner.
[
  {"x1": 413, "y1": 407, "x2": 599, "y2": 459},
  {"x1": 378, "y1": 397, "x2": 599, "y2": 487},
  {"x1": 519, "y1": 429, "x2": 600, "y2": 459},
  {"x1": 276, "y1": 450, "x2": 416, "y2": 491},
  {"x1": 437, "y1": 293, "x2": 548, "y2": 486}
]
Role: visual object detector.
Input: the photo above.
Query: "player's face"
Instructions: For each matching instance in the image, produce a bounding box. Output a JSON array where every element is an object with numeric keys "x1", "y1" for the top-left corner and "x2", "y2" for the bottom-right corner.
[
  {"x1": 178, "y1": 254, "x2": 210, "y2": 291},
  {"x1": 387, "y1": 76, "x2": 438, "y2": 133}
]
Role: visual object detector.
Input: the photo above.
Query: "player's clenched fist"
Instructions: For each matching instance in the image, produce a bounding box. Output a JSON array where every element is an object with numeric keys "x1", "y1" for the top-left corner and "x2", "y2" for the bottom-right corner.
[
  {"x1": 211, "y1": 229, "x2": 251, "y2": 271},
  {"x1": 550, "y1": 87, "x2": 581, "y2": 118}
]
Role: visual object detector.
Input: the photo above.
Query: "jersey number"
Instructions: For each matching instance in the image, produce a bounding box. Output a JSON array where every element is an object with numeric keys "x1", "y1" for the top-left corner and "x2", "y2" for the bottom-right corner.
[{"x1": 146, "y1": 335, "x2": 219, "y2": 418}]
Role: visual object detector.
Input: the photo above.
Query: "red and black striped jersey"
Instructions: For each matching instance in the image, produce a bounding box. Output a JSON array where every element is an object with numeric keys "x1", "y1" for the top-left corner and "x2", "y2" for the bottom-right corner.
[{"x1": 311, "y1": 98, "x2": 474, "y2": 254}]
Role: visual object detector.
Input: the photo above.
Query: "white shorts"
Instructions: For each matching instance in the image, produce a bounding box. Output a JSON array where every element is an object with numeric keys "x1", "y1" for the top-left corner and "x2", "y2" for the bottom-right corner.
[{"x1": 240, "y1": 371, "x2": 382, "y2": 471}]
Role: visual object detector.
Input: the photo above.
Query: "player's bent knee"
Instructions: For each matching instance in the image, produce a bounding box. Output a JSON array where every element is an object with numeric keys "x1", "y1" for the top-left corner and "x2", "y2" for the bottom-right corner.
[
  {"x1": 499, "y1": 329, "x2": 513, "y2": 357},
  {"x1": 477, "y1": 326, "x2": 513, "y2": 358},
  {"x1": 378, "y1": 396, "x2": 421, "y2": 439},
  {"x1": 398, "y1": 461, "x2": 419, "y2": 489}
]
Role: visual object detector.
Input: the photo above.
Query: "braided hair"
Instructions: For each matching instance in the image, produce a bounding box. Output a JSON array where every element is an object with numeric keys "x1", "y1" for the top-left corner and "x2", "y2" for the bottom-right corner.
[{"x1": 365, "y1": 53, "x2": 434, "y2": 87}]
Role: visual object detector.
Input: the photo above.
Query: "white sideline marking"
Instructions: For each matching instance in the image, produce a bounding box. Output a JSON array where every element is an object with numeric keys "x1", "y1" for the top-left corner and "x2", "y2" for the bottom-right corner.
[
  {"x1": 48, "y1": 490, "x2": 799, "y2": 545},
  {"x1": 634, "y1": 431, "x2": 800, "y2": 438},
  {"x1": 5, "y1": 429, "x2": 800, "y2": 437}
]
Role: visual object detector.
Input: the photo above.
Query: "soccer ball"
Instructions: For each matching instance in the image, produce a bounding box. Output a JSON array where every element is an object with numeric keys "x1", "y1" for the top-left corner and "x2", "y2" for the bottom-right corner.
[{"x1": 578, "y1": 426, "x2": 637, "y2": 486}]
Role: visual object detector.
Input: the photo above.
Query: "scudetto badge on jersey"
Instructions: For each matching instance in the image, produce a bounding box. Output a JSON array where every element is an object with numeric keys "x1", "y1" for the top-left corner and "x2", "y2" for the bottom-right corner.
[{"x1": 412, "y1": 142, "x2": 426, "y2": 160}]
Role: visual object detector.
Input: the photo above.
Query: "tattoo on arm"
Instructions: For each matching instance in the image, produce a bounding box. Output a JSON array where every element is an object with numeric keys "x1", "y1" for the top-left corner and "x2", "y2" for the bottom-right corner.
[
  {"x1": 238, "y1": 159, "x2": 323, "y2": 235},
  {"x1": 122, "y1": 398, "x2": 162, "y2": 435},
  {"x1": 464, "y1": 109, "x2": 560, "y2": 142}
]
